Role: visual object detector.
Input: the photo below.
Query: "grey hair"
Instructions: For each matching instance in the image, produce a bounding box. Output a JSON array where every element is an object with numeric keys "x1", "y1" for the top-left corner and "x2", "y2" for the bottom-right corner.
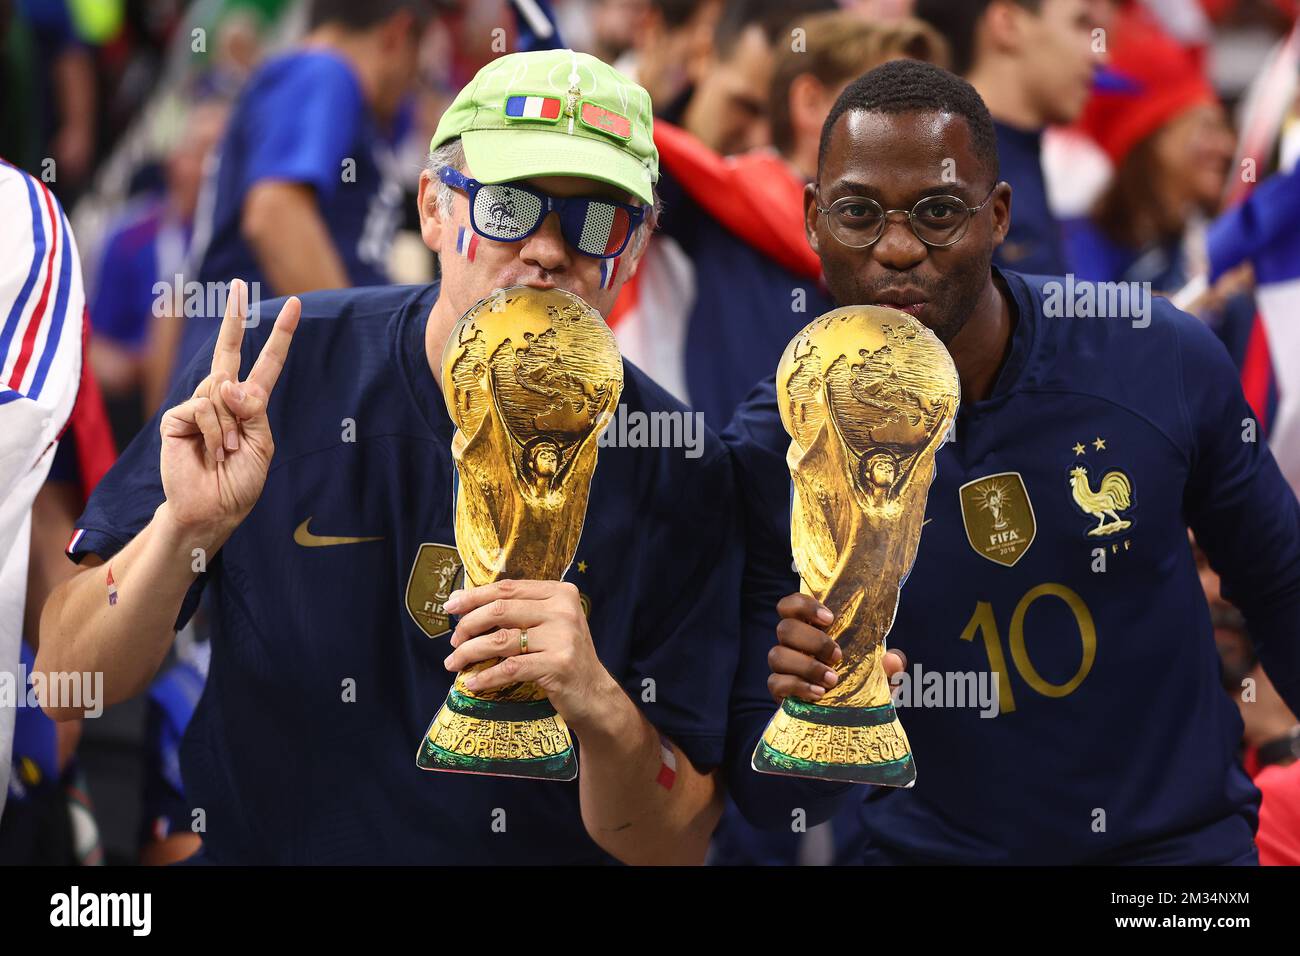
[
  {"x1": 424, "y1": 137, "x2": 662, "y2": 258},
  {"x1": 425, "y1": 138, "x2": 466, "y2": 218}
]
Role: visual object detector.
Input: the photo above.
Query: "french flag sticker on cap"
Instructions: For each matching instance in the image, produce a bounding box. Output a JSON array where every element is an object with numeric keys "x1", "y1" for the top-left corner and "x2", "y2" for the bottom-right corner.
[
  {"x1": 504, "y1": 95, "x2": 562, "y2": 121},
  {"x1": 599, "y1": 257, "x2": 619, "y2": 289},
  {"x1": 456, "y1": 226, "x2": 478, "y2": 261}
]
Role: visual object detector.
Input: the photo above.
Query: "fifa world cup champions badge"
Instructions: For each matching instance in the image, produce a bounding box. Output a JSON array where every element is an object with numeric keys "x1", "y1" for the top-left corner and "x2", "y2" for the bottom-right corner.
[
  {"x1": 417, "y1": 286, "x2": 623, "y2": 781},
  {"x1": 753, "y1": 306, "x2": 959, "y2": 786}
]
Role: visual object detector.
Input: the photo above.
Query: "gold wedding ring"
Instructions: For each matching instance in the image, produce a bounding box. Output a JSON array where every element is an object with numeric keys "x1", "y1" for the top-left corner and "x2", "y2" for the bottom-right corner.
[{"x1": 519, "y1": 628, "x2": 529, "y2": 654}]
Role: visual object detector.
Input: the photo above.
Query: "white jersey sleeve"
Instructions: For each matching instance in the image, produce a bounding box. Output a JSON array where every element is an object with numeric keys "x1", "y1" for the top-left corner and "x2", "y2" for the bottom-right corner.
[{"x1": 0, "y1": 162, "x2": 86, "y2": 822}]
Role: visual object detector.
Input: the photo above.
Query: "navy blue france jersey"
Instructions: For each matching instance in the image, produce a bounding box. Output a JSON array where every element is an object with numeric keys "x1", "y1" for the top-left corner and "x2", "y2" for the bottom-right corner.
[
  {"x1": 991, "y1": 122, "x2": 1067, "y2": 276},
  {"x1": 182, "y1": 50, "x2": 403, "y2": 373},
  {"x1": 724, "y1": 268, "x2": 1300, "y2": 864},
  {"x1": 70, "y1": 282, "x2": 742, "y2": 864}
]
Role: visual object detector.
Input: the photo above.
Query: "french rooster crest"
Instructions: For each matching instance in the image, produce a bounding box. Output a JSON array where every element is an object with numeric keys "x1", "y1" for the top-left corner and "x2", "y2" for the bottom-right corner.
[{"x1": 1069, "y1": 465, "x2": 1133, "y2": 536}]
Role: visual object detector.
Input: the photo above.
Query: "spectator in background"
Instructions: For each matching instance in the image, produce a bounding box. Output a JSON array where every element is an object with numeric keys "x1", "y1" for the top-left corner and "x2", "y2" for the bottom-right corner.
[
  {"x1": 915, "y1": 0, "x2": 1098, "y2": 275},
  {"x1": 174, "y1": 0, "x2": 439, "y2": 381},
  {"x1": 88, "y1": 100, "x2": 230, "y2": 440},
  {"x1": 616, "y1": 12, "x2": 949, "y2": 428},
  {"x1": 662, "y1": 0, "x2": 837, "y2": 157},
  {"x1": 610, "y1": 0, "x2": 834, "y2": 405},
  {"x1": 1067, "y1": 12, "x2": 1234, "y2": 290},
  {"x1": 1063, "y1": 10, "x2": 1284, "y2": 493},
  {"x1": 611, "y1": 0, "x2": 722, "y2": 112},
  {"x1": 587, "y1": 0, "x2": 652, "y2": 64},
  {"x1": 0, "y1": 0, "x2": 97, "y2": 198}
]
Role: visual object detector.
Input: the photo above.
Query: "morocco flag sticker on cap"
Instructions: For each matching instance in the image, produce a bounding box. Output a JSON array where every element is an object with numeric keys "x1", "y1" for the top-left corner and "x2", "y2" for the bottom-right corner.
[{"x1": 579, "y1": 101, "x2": 631, "y2": 140}]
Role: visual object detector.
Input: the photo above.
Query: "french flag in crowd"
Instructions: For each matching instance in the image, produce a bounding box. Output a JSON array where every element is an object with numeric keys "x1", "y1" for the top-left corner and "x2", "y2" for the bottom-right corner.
[
  {"x1": 504, "y1": 95, "x2": 562, "y2": 121},
  {"x1": 455, "y1": 226, "x2": 478, "y2": 262},
  {"x1": 1208, "y1": 163, "x2": 1300, "y2": 494}
]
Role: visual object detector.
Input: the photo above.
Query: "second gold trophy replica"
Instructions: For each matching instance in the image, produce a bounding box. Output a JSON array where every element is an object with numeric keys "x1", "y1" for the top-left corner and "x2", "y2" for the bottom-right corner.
[{"x1": 753, "y1": 305, "x2": 959, "y2": 786}]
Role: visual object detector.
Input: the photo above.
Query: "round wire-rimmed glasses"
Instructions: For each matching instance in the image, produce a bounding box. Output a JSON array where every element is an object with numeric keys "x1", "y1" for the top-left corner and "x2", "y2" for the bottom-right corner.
[{"x1": 815, "y1": 184, "x2": 998, "y2": 249}]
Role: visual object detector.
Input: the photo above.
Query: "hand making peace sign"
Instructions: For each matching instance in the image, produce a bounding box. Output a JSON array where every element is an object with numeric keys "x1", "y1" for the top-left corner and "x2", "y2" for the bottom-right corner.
[{"x1": 158, "y1": 279, "x2": 301, "y2": 543}]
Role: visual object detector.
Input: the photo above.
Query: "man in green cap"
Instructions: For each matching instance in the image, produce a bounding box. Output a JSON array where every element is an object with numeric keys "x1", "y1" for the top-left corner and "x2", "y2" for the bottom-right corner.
[
  {"x1": 422, "y1": 48, "x2": 660, "y2": 347},
  {"x1": 38, "y1": 50, "x2": 745, "y2": 864}
]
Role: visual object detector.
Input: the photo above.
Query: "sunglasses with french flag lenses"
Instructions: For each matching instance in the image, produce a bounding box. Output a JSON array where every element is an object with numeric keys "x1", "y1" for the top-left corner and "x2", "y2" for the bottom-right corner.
[{"x1": 439, "y1": 168, "x2": 644, "y2": 259}]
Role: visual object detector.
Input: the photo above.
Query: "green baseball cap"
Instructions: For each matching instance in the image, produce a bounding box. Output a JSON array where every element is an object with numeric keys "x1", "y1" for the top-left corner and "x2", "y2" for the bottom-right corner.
[{"x1": 430, "y1": 49, "x2": 658, "y2": 206}]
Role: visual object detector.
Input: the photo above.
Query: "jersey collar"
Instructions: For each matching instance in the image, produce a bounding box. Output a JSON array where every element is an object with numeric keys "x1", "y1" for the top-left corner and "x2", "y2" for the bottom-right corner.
[
  {"x1": 977, "y1": 266, "x2": 1038, "y2": 407},
  {"x1": 396, "y1": 281, "x2": 455, "y2": 443}
]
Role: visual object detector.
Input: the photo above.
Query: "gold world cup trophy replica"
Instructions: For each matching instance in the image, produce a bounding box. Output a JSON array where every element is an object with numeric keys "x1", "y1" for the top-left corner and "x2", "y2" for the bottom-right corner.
[
  {"x1": 752, "y1": 306, "x2": 959, "y2": 785},
  {"x1": 417, "y1": 286, "x2": 623, "y2": 781}
]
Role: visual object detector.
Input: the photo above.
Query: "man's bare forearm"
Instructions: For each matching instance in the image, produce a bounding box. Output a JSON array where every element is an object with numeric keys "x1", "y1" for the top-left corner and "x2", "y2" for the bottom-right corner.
[
  {"x1": 243, "y1": 182, "x2": 350, "y2": 295},
  {"x1": 572, "y1": 680, "x2": 723, "y2": 865},
  {"x1": 35, "y1": 502, "x2": 216, "y2": 718}
]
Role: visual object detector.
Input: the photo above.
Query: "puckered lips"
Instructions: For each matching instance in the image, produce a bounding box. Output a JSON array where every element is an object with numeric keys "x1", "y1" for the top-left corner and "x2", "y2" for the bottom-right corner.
[{"x1": 871, "y1": 287, "x2": 928, "y2": 318}]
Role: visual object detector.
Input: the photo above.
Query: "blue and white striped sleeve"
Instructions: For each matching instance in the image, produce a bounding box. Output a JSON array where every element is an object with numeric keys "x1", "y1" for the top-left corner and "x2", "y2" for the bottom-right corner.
[
  {"x1": 0, "y1": 160, "x2": 86, "y2": 821},
  {"x1": 0, "y1": 161, "x2": 85, "y2": 556}
]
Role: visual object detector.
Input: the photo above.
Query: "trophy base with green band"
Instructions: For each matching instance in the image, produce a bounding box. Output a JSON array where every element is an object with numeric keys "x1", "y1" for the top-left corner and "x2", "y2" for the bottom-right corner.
[
  {"x1": 752, "y1": 696, "x2": 916, "y2": 786},
  {"x1": 417, "y1": 686, "x2": 577, "y2": 781}
]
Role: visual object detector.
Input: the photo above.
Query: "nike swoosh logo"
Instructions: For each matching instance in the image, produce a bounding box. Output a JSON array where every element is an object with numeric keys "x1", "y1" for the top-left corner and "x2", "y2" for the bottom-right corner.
[{"x1": 293, "y1": 517, "x2": 384, "y2": 548}]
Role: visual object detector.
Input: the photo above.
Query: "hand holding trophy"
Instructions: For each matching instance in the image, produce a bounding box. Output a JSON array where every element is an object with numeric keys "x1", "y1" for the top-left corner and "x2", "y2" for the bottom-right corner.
[
  {"x1": 753, "y1": 305, "x2": 958, "y2": 785},
  {"x1": 417, "y1": 286, "x2": 623, "y2": 781}
]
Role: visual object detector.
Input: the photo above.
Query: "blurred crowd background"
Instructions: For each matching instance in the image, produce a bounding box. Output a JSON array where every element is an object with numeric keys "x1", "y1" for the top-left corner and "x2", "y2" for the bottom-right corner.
[{"x1": 3, "y1": 0, "x2": 1299, "y2": 866}]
